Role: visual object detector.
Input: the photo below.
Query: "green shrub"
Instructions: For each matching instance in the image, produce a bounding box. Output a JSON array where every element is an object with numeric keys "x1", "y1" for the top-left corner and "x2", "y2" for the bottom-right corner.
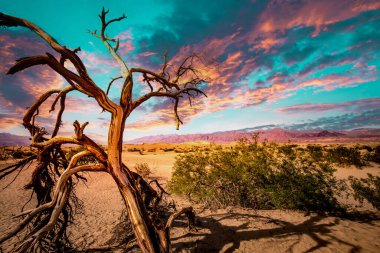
[
  {"x1": 349, "y1": 174, "x2": 380, "y2": 210},
  {"x1": 127, "y1": 147, "x2": 140, "y2": 152},
  {"x1": 365, "y1": 145, "x2": 380, "y2": 164},
  {"x1": 360, "y1": 145, "x2": 373, "y2": 152},
  {"x1": 278, "y1": 144, "x2": 298, "y2": 157},
  {"x1": 134, "y1": 162, "x2": 152, "y2": 178},
  {"x1": 162, "y1": 148, "x2": 175, "y2": 152},
  {"x1": 306, "y1": 145, "x2": 324, "y2": 161},
  {"x1": 65, "y1": 146, "x2": 97, "y2": 165},
  {"x1": 325, "y1": 146, "x2": 367, "y2": 168},
  {"x1": 0, "y1": 149, "x2": 10, "y2": 160},
  {"x1": 169, "y1": 137, "x2": 345, "y2": 214},
  {"x1": 10, "y1": 147, "x2": 34, "y2": 159},
  {"x1": 174, "y1": 149, "x2": 184, "y2": 153}
]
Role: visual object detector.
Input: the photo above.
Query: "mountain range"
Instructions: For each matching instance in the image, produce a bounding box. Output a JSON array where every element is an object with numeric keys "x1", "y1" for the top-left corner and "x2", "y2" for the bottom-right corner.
[
  {"x1": 0, "y1": 132, "x2": 31, "y2": 146},
  {"x1": 126, "y1": 128, "x2": 380, "y2": 144},
  {"x1": 1, "y1": 128, "x2": 380, "y2": 146}
]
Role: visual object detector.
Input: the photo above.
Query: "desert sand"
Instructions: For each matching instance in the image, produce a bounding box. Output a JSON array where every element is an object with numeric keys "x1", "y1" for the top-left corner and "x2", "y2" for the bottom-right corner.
[{"x1": 1, "y1": 146, "x2": 380, "y2": 252}]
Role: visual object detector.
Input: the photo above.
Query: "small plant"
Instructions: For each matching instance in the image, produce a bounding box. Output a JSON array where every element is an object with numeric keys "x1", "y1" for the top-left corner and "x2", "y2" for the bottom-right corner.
[
  {"x1": 134, "y1": 163, "x2": 152, "y2": 178},
  {"x1": 174, "y1": 148, "x2": 185, "y2": 153},
  {"x1": 360, "y1": 145, "x2": 373, "y2": 152},
  {"x1": 162, "y1": 147, "x2": 175, "y2": 152},
  {"x1": 0, "y1": 148, "x2": 10, "y2": 160},
  {"x1": 10, "y1": 147, "x2": 34, "y2": 159},
  {"x1": 326, "y1": 145, "x2": 367, "y2": 168},
  {"x1": 349, "y1": 173, "x2": 380, "y2": 210},
  {"x1": 306, "y1": 144, "x2": 324, "y2": 161},
  {"x1": 127, "y1": 147, "x2": 141, "y2": 152},
  {"x1": 365, "y1": 145, "x2": 380, "y2": 164},
  {"x1": 65, "y1": 147, "x2": 97, "y2": 165}
]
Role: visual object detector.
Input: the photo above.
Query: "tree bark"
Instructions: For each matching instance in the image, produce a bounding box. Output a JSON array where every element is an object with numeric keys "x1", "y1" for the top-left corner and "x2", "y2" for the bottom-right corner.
[{"x1": 107, "y1": 108, "x2": 167, "y2": 252}]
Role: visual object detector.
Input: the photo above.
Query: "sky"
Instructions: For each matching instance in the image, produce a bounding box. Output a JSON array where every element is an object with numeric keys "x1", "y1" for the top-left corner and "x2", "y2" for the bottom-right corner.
[{"x1": 0, "y1": 0, "x2": 380, "y2": 142}]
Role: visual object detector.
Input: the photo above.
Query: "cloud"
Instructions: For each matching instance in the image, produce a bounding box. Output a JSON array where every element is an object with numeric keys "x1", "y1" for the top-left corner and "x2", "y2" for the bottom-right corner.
[
  {"x1": 254, "y1": 0, "x2": 380, "y2": 37},
  {"x1": 132, "y1": 0, "x2": 378, "y2": 115},
  {"x1": 0, "y1": 30, "x2": 66, "y2": 131},
  {"x1": 285, "y1": 110, "x2": 380, "y2": 130},
  {"x1": 77, "y1": 51, "x2": 119, "y2": 74},
  {"x1": 126, "y1": 97, "x2": 205, "y2": 130},
  {"x1": 279, "y1": 98, "x2": 380, "y2": 114},
  {"x1": 2, "y1": 1, "x2": 379, "y2": 136},
  {"x1": 0, "y1": 114, "x2": 21, "y2": 129},
  {"x1": 139, "y1": 51, "x2": 157, "y2": 57}
]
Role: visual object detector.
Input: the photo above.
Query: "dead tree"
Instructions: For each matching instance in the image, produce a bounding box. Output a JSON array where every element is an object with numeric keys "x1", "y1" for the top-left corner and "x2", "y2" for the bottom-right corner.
[{"x1": 0, "y1": 8, "x2": 206, "y2": 253}]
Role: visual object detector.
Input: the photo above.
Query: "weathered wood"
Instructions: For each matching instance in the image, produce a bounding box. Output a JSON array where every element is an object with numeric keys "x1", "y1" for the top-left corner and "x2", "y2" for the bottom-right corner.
[{"x1": 0, "y1": 9, "x2": 207, "y2": 253}]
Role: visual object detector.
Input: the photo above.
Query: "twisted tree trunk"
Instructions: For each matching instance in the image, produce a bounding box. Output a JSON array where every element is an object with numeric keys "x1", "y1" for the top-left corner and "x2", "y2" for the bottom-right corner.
[
  {"x1": 0, "y1": 8, "x2": 206, "y2": 253},
  {"x1": 107, "y1": 109, "x2": 165, "y2": 252}
]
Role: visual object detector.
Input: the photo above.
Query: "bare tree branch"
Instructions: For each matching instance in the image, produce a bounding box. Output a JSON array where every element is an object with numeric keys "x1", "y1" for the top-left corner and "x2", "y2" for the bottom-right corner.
[
  {"x1": 89, "y1": 8, "x2": 129, "y2": 77},
  {"x1": 106, "y1": 76, "x2": 123, "y2": 95},
  {"x1": 1, "y1": 8, "x2": 208, "y2": 253}
]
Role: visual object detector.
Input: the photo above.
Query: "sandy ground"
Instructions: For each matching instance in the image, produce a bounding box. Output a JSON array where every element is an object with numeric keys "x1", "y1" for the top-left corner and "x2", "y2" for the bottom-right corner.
[{"x1": 0, "y1": 150, "x2": 380, "y2": 252}]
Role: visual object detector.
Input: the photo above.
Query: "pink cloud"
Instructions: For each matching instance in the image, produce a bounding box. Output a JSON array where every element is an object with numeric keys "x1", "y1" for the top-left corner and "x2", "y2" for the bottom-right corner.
[
  {"x1": 255, "y1": 0, "x2": 380, "y2": 37},
  {"x1": 0, "y1": 116, "x2": 21, "y2": 129},
  {"x1": 119, "y1": 40, "x2": 135, "y2": 57},
  {"x1": 139, "y1": 51, "x2": 157, "y2": 57},
  {"x1": 77, "y1": 51, "x2": 119, "y2": 71},
  {"x1": 0, "y1": 32, "x2": 65, "y2": 126},
  {"x1": 279, "y1": 98, "x2": 380, "y2": 114}
]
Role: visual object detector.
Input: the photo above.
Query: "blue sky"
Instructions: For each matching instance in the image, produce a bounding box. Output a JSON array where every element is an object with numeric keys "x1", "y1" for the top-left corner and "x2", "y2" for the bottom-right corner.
[{"x1": 1, "y1": 0, "x2": 380, "y2": 142}]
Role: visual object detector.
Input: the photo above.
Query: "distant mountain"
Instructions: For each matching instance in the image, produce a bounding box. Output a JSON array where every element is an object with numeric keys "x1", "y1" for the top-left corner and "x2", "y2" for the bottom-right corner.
[
  {"x1": 0, "y1": 133, "x2": 30, "y2": 146},
  {"x1": 126, "y1": 128, "x2": 380, "y2": 144}
]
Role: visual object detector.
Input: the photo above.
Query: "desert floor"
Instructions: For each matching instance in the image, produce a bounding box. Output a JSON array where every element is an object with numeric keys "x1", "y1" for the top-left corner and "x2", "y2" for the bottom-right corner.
[{"x1": 1, "y1": 146, "x2": 380, "y2": 252}]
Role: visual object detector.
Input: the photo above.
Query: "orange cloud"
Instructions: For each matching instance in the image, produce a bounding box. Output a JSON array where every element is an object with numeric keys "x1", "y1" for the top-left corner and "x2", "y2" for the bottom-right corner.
[
  {"x1": 0, "y1": 116, "x2": 21, "y2": 129},
  {"x1": 279, "y1": 98, "x2": 380, "y2": 114},
  {"x1": 255, "y1": 0, "x2": 380, "y2": 37}
]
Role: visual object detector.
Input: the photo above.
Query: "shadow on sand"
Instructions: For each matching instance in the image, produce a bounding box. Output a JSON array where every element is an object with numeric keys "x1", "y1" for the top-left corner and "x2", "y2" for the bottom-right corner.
[{"x1": 171, "y1": 211, "x2": 380, "y2": 253}]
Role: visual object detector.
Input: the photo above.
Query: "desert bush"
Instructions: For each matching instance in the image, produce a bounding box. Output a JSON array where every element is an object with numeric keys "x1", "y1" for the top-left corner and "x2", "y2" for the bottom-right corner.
[
  {"x1": 306, "y1": 144, "x2": 324, "y2": 161},
  {"x1": 11, "y1": 147, "x2": 34, "y2": 159},
  {"x1": 162, "y1": 147, "x2": 175, "y2": 152},
  {"x1": 325, "y1": 145, "x2": 367, "y2": 168},
  {"x1": 134, "y1": 162, "x2": 152, "y2": 178},
  {"x1": 0, "y1": 148, "x2": 10, "y2": 160},
  {"x1": 360, "y1": 145, "x2": 373, "y2": 152},
  {"x1": 147, "y1": 148, "x2": 157, "y2": 152},
  {"x1": 278, "y1": 143, "x2": 298, "y2": 157},
  {"x1": 174, "y1": 148, "x2": 186, "y2": 153},
  {"x1": 349, "y1": 174, "x2": 380, "y2": 210},
  {"x1": 127, "y1": 147, "x2": 140, "y2": 152},
  {"x1": 365, "y1": 145, "x2": 380, "y2": 164},
  {"x1": 0, "y1": 147, "x2": 35, "y2": 160},
  {"x1": 65, "y1": 146, "x2": 98, "y2": 165},
  {"x1": 169, "y1": 136, "x2": 345, "y2": 213}
]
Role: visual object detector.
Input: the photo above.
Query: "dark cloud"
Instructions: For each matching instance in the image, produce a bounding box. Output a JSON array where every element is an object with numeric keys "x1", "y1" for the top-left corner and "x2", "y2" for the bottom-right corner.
[
  {"x1": 285, "y1": 110, "x2": 380, "y2": 131},
  {"x1": 0, "y1": 29, "x2": 63, "y2": 108},
  {"x1": 136, "y1": 0, "x2": 266, "y2": 59},
  {"x1": 279, "y1": 98, "x2": 380, "y2": 114}
]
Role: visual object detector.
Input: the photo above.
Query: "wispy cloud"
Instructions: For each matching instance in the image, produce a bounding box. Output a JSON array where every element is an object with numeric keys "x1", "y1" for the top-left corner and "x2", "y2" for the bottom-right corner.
[
  {"x1": 279, "y1": 98, "x2": 380, "y2": 114},
  {"x1": 285, "y1": 110, "x2": 380, "y2": 130}
]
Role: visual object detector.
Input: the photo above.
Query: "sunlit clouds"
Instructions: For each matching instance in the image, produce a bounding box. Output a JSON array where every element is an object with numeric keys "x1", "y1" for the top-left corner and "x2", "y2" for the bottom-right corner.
[{"x1": 1, "y1": 0, "x2": 379, "y2": 141}]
